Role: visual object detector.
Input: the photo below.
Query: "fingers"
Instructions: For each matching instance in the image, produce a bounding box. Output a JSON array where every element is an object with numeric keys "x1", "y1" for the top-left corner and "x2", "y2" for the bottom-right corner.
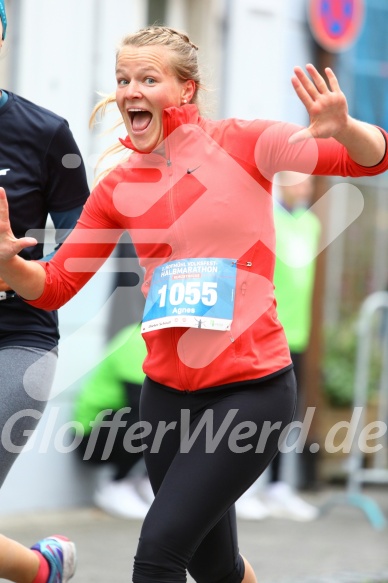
[
  {"x1": 291, "y1": 67, "x2": 319, "y2": 107},
  {"x1": 0, "y1": 187, "x2": 37, "y2": 259},
  {"x1": 292, "y1": 64, "x2": 339, "y2": 101},
  {"x1": 0, "y1": 236, "x2": 38, "y2": 262},
  {"x1": 307, "y1": 64, "x2": 342, "y2": 94},
  {"x1": 324, "y1": 67, "x2": 341, "y2": 92},
  {"x1": 291, "y1": 72, "x2": 313, "y2": 110},
  {"x1": 293, "y1": 65, "x2": 323, "y2": 103},
  {"x1": 0, "y1": 187, "x2": 10, "y2": 223},
  {"x1": 304, "y1": 64, "x2": 330, "y2": 94},
  {"x1": 14, "y1": 236, "x2": 38, "y2": 253}
]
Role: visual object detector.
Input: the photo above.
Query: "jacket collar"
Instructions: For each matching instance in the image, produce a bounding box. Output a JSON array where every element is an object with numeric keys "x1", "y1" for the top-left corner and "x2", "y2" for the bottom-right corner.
[{"x1": 119, "y1": 104, "x2": 200, "y2": 154}]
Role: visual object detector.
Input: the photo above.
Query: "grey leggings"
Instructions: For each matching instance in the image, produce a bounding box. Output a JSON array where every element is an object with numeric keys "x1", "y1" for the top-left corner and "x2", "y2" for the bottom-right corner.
[{"x1": 0, "y1": 346, "x2": 58, "y2": 487}]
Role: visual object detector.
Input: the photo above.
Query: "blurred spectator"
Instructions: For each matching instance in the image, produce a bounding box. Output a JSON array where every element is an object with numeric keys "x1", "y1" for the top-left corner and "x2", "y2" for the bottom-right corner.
[
  {"x1": 236, "y1": 172, "x2": 321, "y2": 521},
  {"x1": 266, "y1": 171, "x2": 321, "y2": 518},
  {"x1": 73, "y1": 323, "x2": 153, "y2": 519}
]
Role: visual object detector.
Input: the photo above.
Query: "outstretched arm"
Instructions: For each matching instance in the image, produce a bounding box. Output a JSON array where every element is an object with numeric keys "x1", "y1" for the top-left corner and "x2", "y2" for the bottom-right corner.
[
  {"x1": 290, "y1": 64, "x2": 386, "y2": 167},
  {"x1": 0, "y1": 188, "x2": 46, "y2": 300}
]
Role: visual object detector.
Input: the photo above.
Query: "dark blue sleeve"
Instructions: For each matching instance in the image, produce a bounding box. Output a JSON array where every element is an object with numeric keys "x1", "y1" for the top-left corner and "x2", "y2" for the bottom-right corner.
[
  {"x1": 43, "y1": 121, "x2": 90, "y2": 212},
  {"x1": 41, "y1": 205, "x2": 84, "y2": 261}
]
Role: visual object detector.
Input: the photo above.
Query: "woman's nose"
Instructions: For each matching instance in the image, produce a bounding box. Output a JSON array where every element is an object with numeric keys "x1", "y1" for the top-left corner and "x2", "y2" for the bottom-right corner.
[{"x1": 125, "y1": 80, "x2": 142, "y2": 99}]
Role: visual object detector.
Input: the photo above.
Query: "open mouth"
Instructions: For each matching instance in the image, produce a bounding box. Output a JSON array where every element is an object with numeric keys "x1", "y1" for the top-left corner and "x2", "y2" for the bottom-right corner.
[{"x1": 129, "y1": 109, "x2": 153, "y2": 133}]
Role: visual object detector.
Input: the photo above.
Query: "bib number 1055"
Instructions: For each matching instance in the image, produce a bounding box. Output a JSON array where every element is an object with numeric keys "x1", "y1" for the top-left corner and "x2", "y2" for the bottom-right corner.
[{"x1": 158, "y1": 282, "x2": 218, "y2": 307}]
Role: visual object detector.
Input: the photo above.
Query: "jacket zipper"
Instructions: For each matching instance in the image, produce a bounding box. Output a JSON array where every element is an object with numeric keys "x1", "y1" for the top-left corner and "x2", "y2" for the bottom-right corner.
[{"x1": 163, "y1": 115, "x2": 192, "y2": 392}]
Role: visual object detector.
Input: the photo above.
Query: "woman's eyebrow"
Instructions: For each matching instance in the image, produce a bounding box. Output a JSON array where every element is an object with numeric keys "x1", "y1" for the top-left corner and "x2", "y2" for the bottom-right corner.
[{"x1": 116, "y1": 65, "x2": 161, "y2": 75}]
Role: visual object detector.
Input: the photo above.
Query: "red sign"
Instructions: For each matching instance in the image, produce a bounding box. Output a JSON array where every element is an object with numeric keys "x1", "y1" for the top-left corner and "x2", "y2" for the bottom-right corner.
[{"x1": 308, "y1": 0, "x2": 365, "y2": 53}]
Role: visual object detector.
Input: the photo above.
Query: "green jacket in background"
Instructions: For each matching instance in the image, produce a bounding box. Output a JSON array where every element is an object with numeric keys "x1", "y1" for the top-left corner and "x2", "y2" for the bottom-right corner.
[
  {"x1": 74, "y1": 323, "x2": 147, "y2": 435},
  {"x1": 273, "y1": 204, "x2": 321, "y2": 353}
]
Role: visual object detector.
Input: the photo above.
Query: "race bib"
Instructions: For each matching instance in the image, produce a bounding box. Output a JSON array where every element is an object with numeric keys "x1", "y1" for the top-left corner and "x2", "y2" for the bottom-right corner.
[{"x1": 142, "y1": 258, "x2": 237, "y2": 332}]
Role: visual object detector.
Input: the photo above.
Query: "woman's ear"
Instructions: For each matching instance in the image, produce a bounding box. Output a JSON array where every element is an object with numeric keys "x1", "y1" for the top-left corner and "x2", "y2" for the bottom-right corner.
[{"x1": 181, "y1": 79, "x2": 196, "y2": 104}]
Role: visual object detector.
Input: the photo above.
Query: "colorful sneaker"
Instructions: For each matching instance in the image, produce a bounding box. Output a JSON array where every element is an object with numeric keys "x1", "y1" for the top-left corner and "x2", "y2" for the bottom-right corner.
[{"x1": 31, "y1": 535, "x2": 76, "y2": 583}]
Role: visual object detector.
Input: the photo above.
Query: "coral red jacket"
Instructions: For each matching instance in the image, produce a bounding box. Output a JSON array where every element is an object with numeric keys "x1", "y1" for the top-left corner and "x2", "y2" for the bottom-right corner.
[{"x1": 26, "y1": 105, "x2": 388, "y2": 391}]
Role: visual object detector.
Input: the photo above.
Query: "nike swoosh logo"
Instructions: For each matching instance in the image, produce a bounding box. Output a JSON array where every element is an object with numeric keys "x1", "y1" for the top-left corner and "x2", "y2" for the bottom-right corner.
[
  {"x1": 187, "y1": 165, "x2": 201, "y2": 174},
  {"x1": 0, "y1": 169, "x2": 10, "y2": 176}
]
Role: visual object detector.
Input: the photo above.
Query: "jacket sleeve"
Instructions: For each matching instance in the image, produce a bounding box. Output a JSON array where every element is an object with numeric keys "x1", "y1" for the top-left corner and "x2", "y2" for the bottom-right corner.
[
  {"x1": 24, "y1": 182, "x2": 124, "y2": 311},
  {"x1": 252, "y1": 120, "x2": 388, "y2": 179}
]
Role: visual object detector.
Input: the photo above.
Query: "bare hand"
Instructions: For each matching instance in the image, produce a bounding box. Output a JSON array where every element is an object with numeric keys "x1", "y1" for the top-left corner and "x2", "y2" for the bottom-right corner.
[
  {"x1": 0, "y1": 277, "x2": 12, "y2": 292},
  {"x1": 0, "y1": 187, "x2": 38, "y2": 261},
  {"x1": 289, "y1": 64, "x2": 349, "y2": 144}
]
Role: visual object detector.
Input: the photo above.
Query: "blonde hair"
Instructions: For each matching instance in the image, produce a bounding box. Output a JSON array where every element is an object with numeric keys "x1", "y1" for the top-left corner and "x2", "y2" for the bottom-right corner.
[{"x1": 90, "y1": 26, "x2": 203, "y2": 184}]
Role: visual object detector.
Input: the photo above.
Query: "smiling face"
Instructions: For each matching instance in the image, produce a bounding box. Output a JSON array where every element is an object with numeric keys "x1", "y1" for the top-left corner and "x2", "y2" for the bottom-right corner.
[{"x1": 116, "y1": 45, "x2": 195, "y2": 153}]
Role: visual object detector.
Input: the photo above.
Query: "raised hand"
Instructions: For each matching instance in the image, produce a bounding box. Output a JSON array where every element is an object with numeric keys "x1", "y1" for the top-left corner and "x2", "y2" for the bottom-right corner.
[
  {"x1": 0, "y1": 187, "x2": 37, "y2": 261},
  {"x1": 0, "y1": 276, "x2": 13, "y2": 292},
  {"x1": 289, "y1": 64, "x2": 349, "y2": 144}
]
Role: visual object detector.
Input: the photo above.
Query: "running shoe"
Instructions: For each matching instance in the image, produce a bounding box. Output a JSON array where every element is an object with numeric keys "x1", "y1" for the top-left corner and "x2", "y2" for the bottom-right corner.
[
  {"x1": 93, "y1": 478, "x2": 150, "y2": 519},
  {"x1": 263, "y1": 481, "x2": 319, "y2": 521},
  {"x1": 235, "y1": 492, "x2": 270, "y2": 520},
  {"x1": 31, "y1": 535, "x2": 76, "y2": 583}
]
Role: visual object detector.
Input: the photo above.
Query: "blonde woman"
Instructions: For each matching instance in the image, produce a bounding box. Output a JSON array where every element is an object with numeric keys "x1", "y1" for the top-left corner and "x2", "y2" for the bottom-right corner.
[{"x1": 0, "y1": 25, "x2": 387, "y2": 583}]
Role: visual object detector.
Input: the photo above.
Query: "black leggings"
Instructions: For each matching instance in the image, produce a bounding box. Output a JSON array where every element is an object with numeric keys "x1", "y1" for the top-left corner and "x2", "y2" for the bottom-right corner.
[
  {"x1": 133, "y1": 369, "x2": 297, "y2": 583},
  {"x1": 269, "y1": 353, "x2": 303, "y2": 483}
]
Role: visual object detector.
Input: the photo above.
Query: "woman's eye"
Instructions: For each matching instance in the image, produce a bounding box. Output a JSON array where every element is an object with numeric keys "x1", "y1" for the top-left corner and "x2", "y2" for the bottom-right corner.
[
  {"x1": 144, "y1": 77, "x2": 156, "y2": 85},
  {"x1": 117, "y1": 79, "x2": 129, "y2": 86}
]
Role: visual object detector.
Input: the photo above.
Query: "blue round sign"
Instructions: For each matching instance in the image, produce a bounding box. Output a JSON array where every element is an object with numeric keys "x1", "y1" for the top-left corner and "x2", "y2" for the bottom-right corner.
[{"x1": 308, "y1": 0, "x2": 364, "y2": 52}]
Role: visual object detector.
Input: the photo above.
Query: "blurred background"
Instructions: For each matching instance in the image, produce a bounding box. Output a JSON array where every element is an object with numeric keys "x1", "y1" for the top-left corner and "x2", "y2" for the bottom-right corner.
[{"x1": 0, "y1": 0, "x2": 387, "y2": 520}]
